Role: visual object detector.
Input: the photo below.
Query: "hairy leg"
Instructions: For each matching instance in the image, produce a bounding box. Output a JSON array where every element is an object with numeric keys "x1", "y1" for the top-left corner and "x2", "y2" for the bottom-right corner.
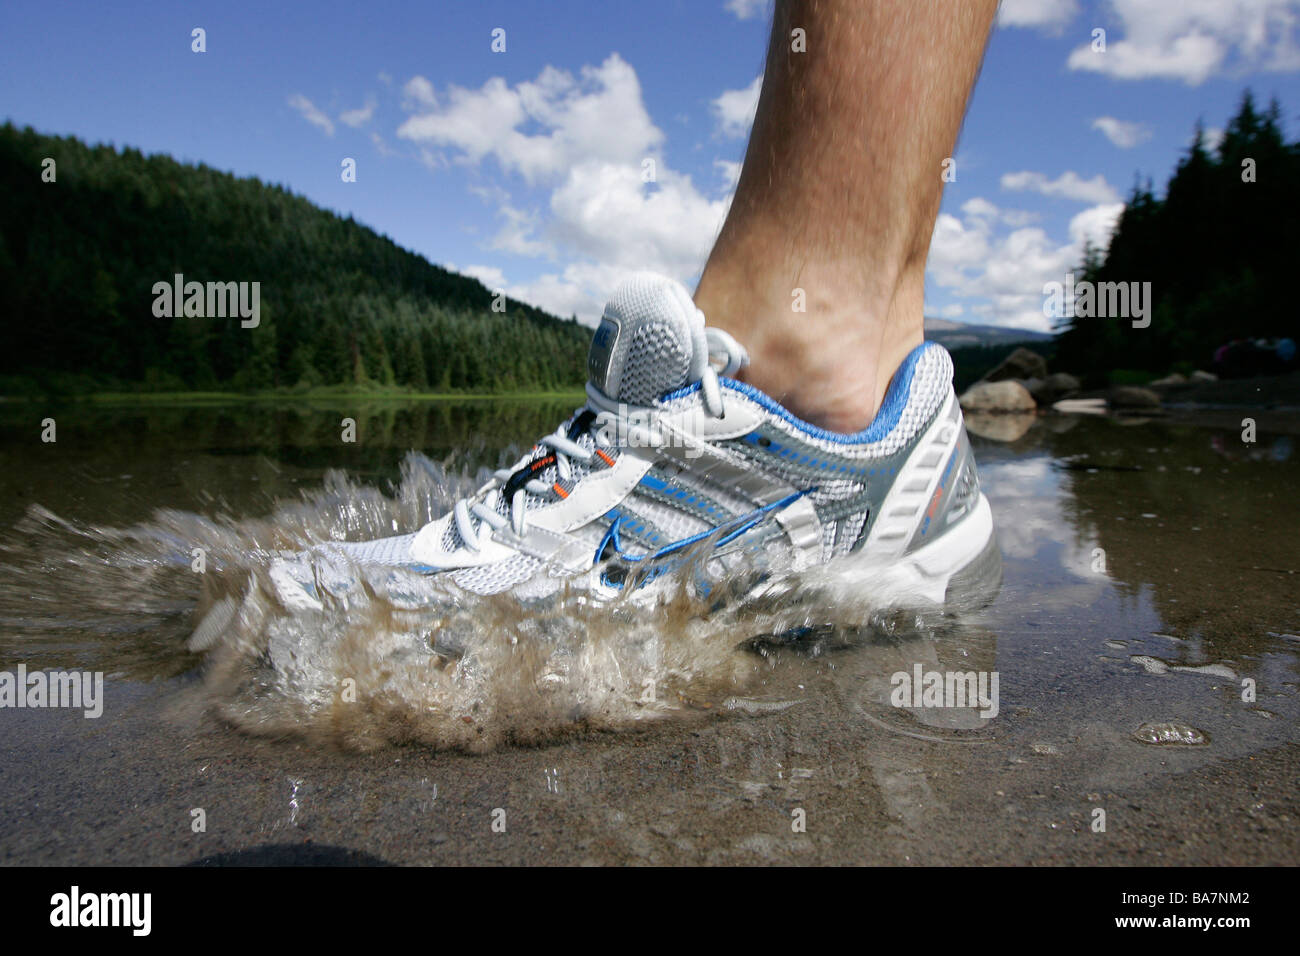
[{"x1": 694, "y1": 0, "x2": 998, "y2": 432}]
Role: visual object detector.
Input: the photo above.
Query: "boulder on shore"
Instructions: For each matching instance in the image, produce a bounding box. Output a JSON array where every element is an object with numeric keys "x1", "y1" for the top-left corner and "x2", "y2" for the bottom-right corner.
[
  {"x1": 959, "y1": 380, "x2": 1037, "y2": 413},
  {"x1": 1027, "y1": 372, "x2": 1081, "y2": 405},
  {"x1": 983, "y1": 347, "x2": 1048, "y2": 384},
  {"x1": 1149, "y1": 373, "x2": 1187, "y2": 386}
]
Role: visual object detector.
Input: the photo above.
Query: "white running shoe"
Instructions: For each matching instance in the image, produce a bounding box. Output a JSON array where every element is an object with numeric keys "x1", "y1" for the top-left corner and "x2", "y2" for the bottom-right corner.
[{"x1": 264, "y1": 272, "x2": 998, "y2": 616}]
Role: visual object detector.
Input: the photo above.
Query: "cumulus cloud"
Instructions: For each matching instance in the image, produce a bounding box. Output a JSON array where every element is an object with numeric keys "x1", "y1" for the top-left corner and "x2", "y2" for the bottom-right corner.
[
  {"x1": 548, "y1": 162, "x2": 728, "y2": 277},
  {"x1": 711, "y1": 75, "x2": 762, "y2": 139},
  {"x1": 961, "y1": 197, "x2": 1040, "y2": 227},
  {"x1": 399, "y1": 56, "x2": 734, "y2": 323},
  {"x1": 287, "y1": 94, "x2": 334, "y2": 136},
  {"x1": 1091, "y1": 116, "x2": 1153, "y2": 148},
  {"x1": 1001, "y1": 170, "x2": 1122, "y2": 204},
  {"x1": 926, "y1": 196, "x2": 1124, "y2": 332},
  {"x1": 1069, "y1": 202, "x2": 1126, "y2": 249},
  {"x1": 402, "y1": 76, "x2": 437, "y2": 109},
  {"x1": 487, "y1": 201, "x2": 554, "y2": 258},
  {"x1": 1067, "y1": 0, "x2": 1300, "y2": 85},
  {"x1": 997, "y1": 0, "x2": 1080, "y2": 33},
  {"x1": 397, "y1": 56, "x2": 662, "y2": 185},
  {"x1": 462, "y1": 264, "x2": 508, "y2": 291},
  {"x1": 715, "y1": 159, "x2": 743, "y2": 191}
]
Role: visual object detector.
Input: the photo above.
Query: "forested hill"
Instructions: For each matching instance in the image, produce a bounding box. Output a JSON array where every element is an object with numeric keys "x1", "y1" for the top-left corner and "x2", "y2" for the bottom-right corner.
[{"x1": 0, "y1": 122, "x2": 589, "y2": 394}]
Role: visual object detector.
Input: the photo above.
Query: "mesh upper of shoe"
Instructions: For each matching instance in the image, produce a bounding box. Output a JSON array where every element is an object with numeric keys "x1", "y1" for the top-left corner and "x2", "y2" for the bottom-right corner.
[
  {"x1": 322, "y1": 274, "x2": 959, "y2": 594},
  {"x1": 658, "y1": 342, "x2": 952, "y2": 460},
  {"x1": 450, "y1": 553, "x2": 545, "y2": 593},
  {"x1": 593, "y1": 272, "x2": 707, "y2": 406}
]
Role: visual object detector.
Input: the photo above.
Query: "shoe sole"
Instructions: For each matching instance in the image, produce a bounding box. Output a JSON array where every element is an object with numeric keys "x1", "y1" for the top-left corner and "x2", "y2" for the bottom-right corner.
[{"x1": 862, "y1": 492, "x2": 999, "y2": 608}]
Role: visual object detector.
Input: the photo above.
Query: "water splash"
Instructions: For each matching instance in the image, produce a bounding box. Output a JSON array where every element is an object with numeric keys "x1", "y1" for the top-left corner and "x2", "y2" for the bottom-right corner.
[{"x1": 0, "y1": 451, "x2": 993, "y2": 752}]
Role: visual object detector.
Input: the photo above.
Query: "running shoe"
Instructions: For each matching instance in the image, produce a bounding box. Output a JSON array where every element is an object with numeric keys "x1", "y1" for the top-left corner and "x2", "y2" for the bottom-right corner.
[{"x1": 265, "y1": 272, "x2": 998, "y2": 614}]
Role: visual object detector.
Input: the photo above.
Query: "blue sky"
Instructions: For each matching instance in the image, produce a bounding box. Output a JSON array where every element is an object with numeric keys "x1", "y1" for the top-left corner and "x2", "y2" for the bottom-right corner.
[{"x1": 3, "y1": 0, "x2": 1299, "y2": 331}]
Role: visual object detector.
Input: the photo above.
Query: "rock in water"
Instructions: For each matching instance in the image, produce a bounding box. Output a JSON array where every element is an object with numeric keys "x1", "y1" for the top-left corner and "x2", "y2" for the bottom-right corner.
[
  {"x1": 964, "y1": 411, "x2": 1035, "y2": 441},
  {"x1": 1132, "y1": 721, "x2": 1209, "y2": 745},
  {"x1": 1052, "y1": 397, "x2": 1107, "y2": 415},
  {"x1": 1107, "y1": 385, "x2": 1162, "y2": 410},
  {"x1": 1027, "y1": 372, "x2": 1081, "y2": 405},
  {"x1": 959, "y1": 380, "x2": 1037, "y2": 413},
  {"x1": 983, "y1": 347, "x2": 1048, "y2": 383}
]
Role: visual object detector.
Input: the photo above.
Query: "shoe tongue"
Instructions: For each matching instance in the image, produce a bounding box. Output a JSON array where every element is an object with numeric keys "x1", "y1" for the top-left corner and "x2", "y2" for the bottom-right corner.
[{"x1": 587, "y1": 272, "x2": 709, "y2": 405}]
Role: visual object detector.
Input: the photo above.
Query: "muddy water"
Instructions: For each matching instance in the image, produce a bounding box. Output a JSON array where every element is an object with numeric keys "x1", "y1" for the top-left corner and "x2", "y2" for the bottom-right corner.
[{"x1": 0, "y1": 399, "x2": 1296, "y2": 865}]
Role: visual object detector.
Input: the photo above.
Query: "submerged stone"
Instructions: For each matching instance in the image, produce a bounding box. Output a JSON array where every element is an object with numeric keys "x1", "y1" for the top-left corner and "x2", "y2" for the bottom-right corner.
[{"x1": 1132, "y1": 720, "x2": 1209, "y2": 746}]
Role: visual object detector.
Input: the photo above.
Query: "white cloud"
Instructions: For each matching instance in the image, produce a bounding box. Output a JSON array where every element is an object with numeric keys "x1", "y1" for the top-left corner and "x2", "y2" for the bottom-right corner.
[
  {"x1": 926, "y1": 197, "x2": 1125, "y2": 332},
  {"x1": 1069, "y1": 31, "x2": 1225, "y2": 83},
  {"x1": 470, "y1": 160, "x2": 732, "y2": 322},
  {"x1": 395, "y1": 56, "x2": 734, "y2": 323},
  {"x1": 997, "y1": 0, "x2": 1080, "y2": 33},
  {"x1": 711, "y1": 76, "x2": 761, "y2": 139},
  {"x1": 287, "y1": 94, "x2": 334, "y2": 136},
  {"x1": 1091, "y1": 116, "x2": 1153, "y2": 148},
  {"x1": 402, "y1": 75, "x2": 437, "y2": 109},
  {"x1": 1001, "y1": 170, "x2": 1121, "y2": 204},
  {"x1": 958, "y1": 197, "x2": 1040, "y2": 229},
  {"x1": 715, "y1": 159, "x2": 743, "y2": 191},
  {"x1": 725, "y1": 0, "x2": 769, "y2": 21},
  {"x1": 961, "y1": 197, "x2": 1000, "y2": 220},
  {"x1": 1068, "y1": 202, "x2": 1125, "y2": 250},
  {"x1": 928, "y1": 212, "x2": 993, "y2": 290},
  {"x1": 549, "y1": 162, "x2": 728, "y2": 278},
  {"x1": 462, "y1": 265, "x2": 508, "y2": 290},
  {"x1": 1201, "y1": 125, "x2": 1226, "y2": 151},
  {"x1": 488, "y1": 201, "x2": 554, "y2": 258},
  {"x1": 473, "y1": 262, "x2": 632, "y2": 323},
  {"x1": 339, "y1": 98, "x2": 377, "y2": 128},
  {"x1": 397, "y1": 56, "x2": 663, "y2": 186},
  {"x1": 1067, "y1": 0, "x2": 1300, "y2": 85}
]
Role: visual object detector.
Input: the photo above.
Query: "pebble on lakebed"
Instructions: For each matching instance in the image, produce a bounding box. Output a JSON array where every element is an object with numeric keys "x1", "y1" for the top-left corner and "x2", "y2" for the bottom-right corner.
[{"x1": 1132, "y1": 721, "x2": 1209, "y2": 746}]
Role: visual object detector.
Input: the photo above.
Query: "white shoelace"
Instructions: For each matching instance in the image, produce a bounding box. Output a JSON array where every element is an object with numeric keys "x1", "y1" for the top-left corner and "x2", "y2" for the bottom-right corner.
[{"x1": 450, "y1": 326, "x2": 749, "y2": 551}]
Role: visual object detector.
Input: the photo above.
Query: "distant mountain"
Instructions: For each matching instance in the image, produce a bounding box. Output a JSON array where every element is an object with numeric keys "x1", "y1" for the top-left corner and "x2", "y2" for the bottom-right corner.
[{"x1": 923, "y1": 317, "x2": 1050, "y2": 350}]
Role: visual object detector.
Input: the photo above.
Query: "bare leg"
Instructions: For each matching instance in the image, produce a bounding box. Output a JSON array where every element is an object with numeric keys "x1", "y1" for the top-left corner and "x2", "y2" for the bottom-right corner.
[{"x1": 694, "y1": 0, "x2": 997, "y2": 432}]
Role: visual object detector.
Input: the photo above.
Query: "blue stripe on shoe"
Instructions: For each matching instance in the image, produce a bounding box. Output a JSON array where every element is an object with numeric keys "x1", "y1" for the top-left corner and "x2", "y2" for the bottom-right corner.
[
  {"x1": 741, "y1": 431, "x2": 875, "y2": 476},
  {"x1": 598, "y1": 489, "x2": 807, "y2": 566},
  {"x1": 660, "y1": 341, "x2": 935, "y2": 445},
  {"x1": 636, "y1": 472, "x2": 727, "y2": 519}
]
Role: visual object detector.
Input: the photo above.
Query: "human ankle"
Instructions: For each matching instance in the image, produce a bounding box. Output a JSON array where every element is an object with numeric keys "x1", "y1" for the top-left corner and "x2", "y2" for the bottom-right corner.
[{"x1": 694, "y1": 263, "x2": 924, "y2": 433}]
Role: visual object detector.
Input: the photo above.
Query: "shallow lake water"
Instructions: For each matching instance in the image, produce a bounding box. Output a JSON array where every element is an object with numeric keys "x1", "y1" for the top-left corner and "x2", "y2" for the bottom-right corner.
[{"x1": 0, "y1": 398, "x2": 1296, "y2": 865}]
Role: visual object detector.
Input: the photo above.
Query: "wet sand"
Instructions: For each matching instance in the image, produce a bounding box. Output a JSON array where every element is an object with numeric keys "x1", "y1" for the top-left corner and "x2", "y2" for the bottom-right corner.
[{"x1": 3, "y1": 674, "x2": 1297, "y2": 866}]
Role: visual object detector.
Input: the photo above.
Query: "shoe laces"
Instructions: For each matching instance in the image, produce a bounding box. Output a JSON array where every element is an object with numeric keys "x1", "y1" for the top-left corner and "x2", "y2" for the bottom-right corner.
[{"x1": 449, "y1": 326, "x2": 749, "y2": 551}]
